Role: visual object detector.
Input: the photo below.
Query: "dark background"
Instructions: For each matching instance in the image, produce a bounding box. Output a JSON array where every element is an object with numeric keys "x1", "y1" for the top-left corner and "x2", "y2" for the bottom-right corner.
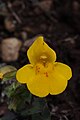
[{"x1": 0, "y1": 0, "x2": 80, "y2": 120}]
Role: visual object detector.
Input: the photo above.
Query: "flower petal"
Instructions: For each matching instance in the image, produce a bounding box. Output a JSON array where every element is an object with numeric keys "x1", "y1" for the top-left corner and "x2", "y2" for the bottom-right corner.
[
  {"x1": 27, "y1": 36, "x2": 56, "y2": 65},
  {"x1": 49, "y1": 62, "x2": 72, "y2": 95},
  {"x1": 16, "y1": 64, "x2": 34, "y2": 83},
  {"x1": 53, "y1": 62, "x2": 72, "y2": 80},
  {"x1": 27, "y1": 74, "x2": 49, "y2": 97},
  {"x1": 49, "y1": 73, "x2": 68, "y2": 95}
]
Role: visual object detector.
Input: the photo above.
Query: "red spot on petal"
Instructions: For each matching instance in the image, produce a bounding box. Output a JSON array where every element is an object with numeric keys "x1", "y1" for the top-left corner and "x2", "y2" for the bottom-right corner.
[
  {"x1": 36, "y1": 66, "x2": 40, "y2": 73},
  {"x1": 44, "y1": 72, "x2": 48, "y2": 77}
]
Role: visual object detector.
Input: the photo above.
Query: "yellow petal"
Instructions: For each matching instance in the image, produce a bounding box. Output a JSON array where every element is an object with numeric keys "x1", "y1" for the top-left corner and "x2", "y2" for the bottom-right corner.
[
  {"x1": 0, "y1": 72, "x2": 3, "y2": 79},
  {"x1": 16, "y1": 64, "x2": 34, "y2": 83},
  {"x1": 53, "y1": 62, "x2": 72, "y2": 80},
  {"x1": 27, "y1": 74, "x2": 49, "y2": 97},
  {"x1": 49, "y1": 62, "x2": 72, "y2": 95},
  {"x1": 49, "y1": 73, "x2": 68, "y2": 95},
  {"x1": 27, "y1": 36, "x2": 56, "y2": 65}
]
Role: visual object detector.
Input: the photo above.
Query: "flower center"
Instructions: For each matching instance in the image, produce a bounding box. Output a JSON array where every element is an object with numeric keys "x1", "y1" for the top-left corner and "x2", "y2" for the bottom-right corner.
[
  {"x1": 40, "y1": 55, "x2": 47, "y2": 60},
  {"x1": 39, "y1": 55, "x2": 48, "y2": 66},
  {"x1": 34, "y1": 62, "x2": 53, "y2": 77}
]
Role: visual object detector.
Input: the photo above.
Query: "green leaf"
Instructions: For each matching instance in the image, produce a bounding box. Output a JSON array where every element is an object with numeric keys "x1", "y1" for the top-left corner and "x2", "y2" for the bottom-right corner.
[
  {"x1": 32, "y1": 99, "x2": 51, "y2": 120},
  {"x1": 3, "y1": 70, "x2": 17, "y2": 81},
  {"x1": 4, "y1": 82, "x2": 20, "y2": 98},
  {"x1": 41, "y1": 105, "x2": 51, "y2": 120},
  {"x1": 5, "y1": 85, "x2": 32, "y2": 111},
  {"x1": 8, "y1": 101, "x2": 17, "y2": 111},
  {"x1": 0, "y1": 65, "x2": 17, "y2": 74},
  {"x1": 21, "y1": 98, "x2": 46, "y2": 116}
]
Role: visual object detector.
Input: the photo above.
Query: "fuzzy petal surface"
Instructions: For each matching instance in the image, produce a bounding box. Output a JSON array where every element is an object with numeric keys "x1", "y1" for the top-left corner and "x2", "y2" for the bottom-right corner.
[
  {"x1": 49, "y1": 73, "x2": 68, "y2": 95},
  {"x1": 49, "y1": 62, "x2": 72, "y2": 95},
  {"x1": 27, "y1": 74, "x2": 49, "y2": 97},
  {"x1": 27, "y1": 36, "x2": 56, "y2": 65},
  {"x1": 53, "y1": 62, "x2": 72, "y2": 80},
  {"x1": 16, "y1": 64, "x2": 34, "y2": 83}
]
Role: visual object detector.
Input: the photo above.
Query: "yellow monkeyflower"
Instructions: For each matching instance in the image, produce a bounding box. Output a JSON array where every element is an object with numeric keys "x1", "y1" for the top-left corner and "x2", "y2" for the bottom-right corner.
[
  {"x1": 16, "y1": 36, "x2": 72, "y2": 97},
  {"x1": 0, "y1": 72, "x2": 3, "y2": 79}
]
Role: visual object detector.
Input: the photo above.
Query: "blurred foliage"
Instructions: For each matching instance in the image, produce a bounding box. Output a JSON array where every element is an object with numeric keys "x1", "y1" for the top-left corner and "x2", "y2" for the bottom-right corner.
[{"x1": 0, "y1": 65, "x2": 51, "y2": 120}]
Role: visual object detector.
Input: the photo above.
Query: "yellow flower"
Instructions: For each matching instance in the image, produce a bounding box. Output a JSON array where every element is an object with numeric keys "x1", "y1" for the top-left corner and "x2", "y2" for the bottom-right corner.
[
  {"x1": 16, "y1": 36, "x2": 72, "y2": 97},
  {"x1": 0, "y1": 72, "x2": 3, "y2": 79}
]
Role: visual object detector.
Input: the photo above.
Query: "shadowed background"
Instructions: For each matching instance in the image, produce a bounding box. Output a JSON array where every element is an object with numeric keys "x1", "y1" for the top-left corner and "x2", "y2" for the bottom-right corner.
[{"x1": 0, "y1": 0, "x2": 80, "y2": 120}]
